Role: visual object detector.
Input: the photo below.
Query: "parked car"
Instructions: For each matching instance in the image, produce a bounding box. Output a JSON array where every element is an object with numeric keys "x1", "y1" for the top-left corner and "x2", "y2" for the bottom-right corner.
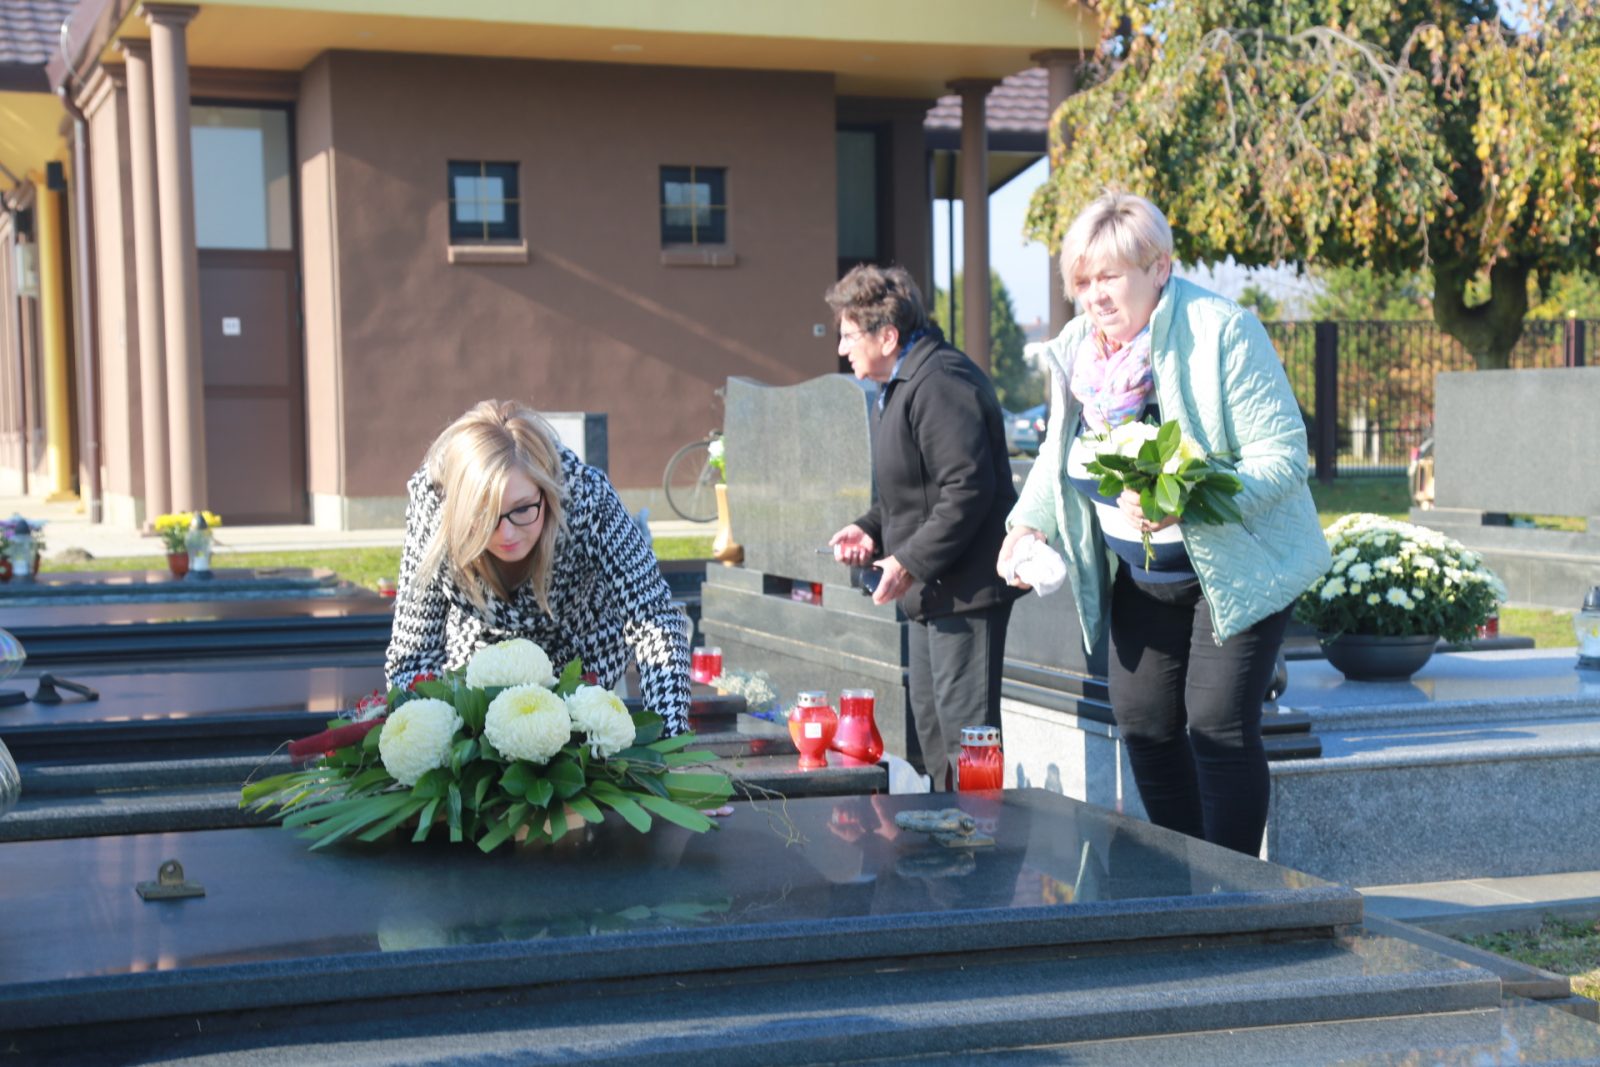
[{"x1": 1005, "y1": 404, "x2": 1048, "y2": 456}]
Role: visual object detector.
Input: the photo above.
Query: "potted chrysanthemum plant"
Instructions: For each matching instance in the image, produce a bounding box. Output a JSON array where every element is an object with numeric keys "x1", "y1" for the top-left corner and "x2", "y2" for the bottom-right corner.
[{"x1": 1295, "y1": 513, "x2": 1506, "y2": 681}]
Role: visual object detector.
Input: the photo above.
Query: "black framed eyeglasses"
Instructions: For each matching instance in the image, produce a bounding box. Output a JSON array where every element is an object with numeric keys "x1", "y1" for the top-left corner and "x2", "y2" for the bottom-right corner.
[{"x1": 495, "y1": 497, "x2": 544, "y2": 528}]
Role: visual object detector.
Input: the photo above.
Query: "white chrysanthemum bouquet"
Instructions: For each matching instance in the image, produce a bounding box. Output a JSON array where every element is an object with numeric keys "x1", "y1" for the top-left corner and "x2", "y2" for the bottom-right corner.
[
  {"x1": 1295, "y1": 513, "x2": 1506, "y2": 643},
  {"x1": 243, "y1": 638, "x2": 731, "y2": 851},
  {"x1": 1084, "y1": 419, "x2": 1244, "y2": 565}
]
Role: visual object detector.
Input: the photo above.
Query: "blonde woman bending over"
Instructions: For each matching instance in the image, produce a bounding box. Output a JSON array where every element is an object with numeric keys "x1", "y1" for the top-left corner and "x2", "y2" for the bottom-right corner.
[{"x1": 385, "y1": 400, "x2": 690, "y2": 734}]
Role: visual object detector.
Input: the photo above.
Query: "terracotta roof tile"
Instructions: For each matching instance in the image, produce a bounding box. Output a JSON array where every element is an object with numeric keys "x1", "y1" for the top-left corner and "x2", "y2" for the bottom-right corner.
[
  {"x1": 0, "y1": 0, "x2": 78, "y2": 67},
  {"x1": 924, "y1": 67, "x2": 1049, "y2": 134}
]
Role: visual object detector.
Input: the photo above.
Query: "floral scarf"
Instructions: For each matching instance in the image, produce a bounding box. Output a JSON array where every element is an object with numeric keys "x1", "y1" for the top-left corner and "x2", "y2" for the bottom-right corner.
[{"x1": 1070, "y1": 326, "x2": 1152, "y2": 435}]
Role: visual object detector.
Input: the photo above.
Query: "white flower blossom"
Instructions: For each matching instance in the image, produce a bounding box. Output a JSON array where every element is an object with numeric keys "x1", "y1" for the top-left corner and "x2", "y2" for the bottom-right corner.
[
  {"x1": 1320, "y1": 577, "x2": 1347, "y2": 600},
  {"x1": 466, "y1": 638, "x2": 555, "y2": 689},
  {"x1": 484, "y1": 684, "x2": 572, "y2": 764},
  {"x1": 379, "y1": 698, "x2": 462, "y2": 787},
  {"x1": 565, "y1": 685, "x2": 638, "y2": 759},
  {"x1": 1367, "y1": 593, "x2": 1381, "y2": 605},
  {"x1": 1348, "y1": 562, "x2": 1372, "y2": 583},
  {"x1": 1161, "y1": 435, "x2": 1209, "y2": 474},
  {"x1": 1386, "y1": 587, "x2": 1413, "y2": 609}
]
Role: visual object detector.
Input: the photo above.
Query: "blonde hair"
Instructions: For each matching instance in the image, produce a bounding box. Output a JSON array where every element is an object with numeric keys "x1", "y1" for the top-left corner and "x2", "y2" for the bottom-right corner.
[
  {"x1": 418, "y1": 400, "x2": 567, "y2": 613},
  {"x1": 1059, "y1": 188, "x2": 1174, "y2": 297}
]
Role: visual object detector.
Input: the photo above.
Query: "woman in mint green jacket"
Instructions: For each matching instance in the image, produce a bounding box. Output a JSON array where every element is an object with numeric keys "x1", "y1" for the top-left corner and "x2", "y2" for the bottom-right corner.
[{"x1": 999, "y1": 190, "x2": 1329, "y2": 855}]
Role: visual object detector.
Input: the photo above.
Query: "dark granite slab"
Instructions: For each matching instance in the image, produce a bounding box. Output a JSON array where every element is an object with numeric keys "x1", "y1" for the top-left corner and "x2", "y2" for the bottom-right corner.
[
  {"x1": 0, "y1": 789, "x2": 1360, "y2": 1031},
  {"x1": 8, "y1": 931, "x2": 1500, "y2": 1065},
  {"x1": 0, "y1": 567, "x2": 342, "y2": 603},
  {"x1": 0, "y1": 744, "x2": 884, "y2": 842},
  {"x1": 4, "y1": 594, "x2": 394, "y2": 666},
  {"x1": 0, "y1": 664, "x2": 386, "y2": 762},
  {"x1": 0, "y1": 662, "x2": 748, "y2": 764}
]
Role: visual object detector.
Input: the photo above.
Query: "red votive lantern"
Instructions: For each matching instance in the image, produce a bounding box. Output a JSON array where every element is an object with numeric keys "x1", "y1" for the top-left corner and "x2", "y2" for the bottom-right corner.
[
  {"x1": 787, "y1": 690, "x2": 837, "y2": 770},
  {"x1": 957, "y1": 726, "x2": 1004, "y2": 792},
  {"x1": 832, "y1": 687, "x2": 884, "y2": 764},
  {"x1": 690, "y1": 646, "x2": 723, "y2": 685},
  {"x1": 1476, "y1": 614, "x2": 1499, "y2": 640}
]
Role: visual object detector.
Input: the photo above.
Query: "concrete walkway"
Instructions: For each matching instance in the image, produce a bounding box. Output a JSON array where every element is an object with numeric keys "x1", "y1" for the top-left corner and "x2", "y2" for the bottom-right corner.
[
  {"x1": 1361, "y1": 870, "x2": 1600, "y2": 935},
  {"x1": 0, "y1": 494, "x2": 712, "y2": 559}
]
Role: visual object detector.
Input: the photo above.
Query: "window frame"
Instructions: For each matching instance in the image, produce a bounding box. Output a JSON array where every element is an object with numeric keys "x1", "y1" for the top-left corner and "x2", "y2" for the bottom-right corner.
[
  {"x1": 447, "y1": 160, "x2": 522, "y2": 244},
  {"x1": 659, "y1": 164, "x2": 729, "y2": 249}
]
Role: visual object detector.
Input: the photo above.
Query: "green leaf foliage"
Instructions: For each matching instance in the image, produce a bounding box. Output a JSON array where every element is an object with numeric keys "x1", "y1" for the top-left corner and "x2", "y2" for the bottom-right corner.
[
  {"x1": 242, "y1": 657, "x2": 734, "y2": 853},
  {"x1": 1028, "y1": 0, "x2": 1600, "y2": 369}
]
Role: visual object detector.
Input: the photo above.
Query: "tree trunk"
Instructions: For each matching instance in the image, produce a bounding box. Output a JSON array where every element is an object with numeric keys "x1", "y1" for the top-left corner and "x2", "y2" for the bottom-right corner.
[{"x1": 1431, "y1": 257, "x2": 1532, "y2": 370}]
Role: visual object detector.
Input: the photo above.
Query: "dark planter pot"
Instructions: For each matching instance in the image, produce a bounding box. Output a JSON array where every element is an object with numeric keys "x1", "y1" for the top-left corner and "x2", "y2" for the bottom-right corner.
[{"x1": 1319, "y1": 632, "x2": 1439, "y2": 681}]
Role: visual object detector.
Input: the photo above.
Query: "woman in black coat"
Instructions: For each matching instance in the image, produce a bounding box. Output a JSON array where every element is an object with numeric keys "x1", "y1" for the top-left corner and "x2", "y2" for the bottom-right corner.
[{"x1": 826, "y1": 265, "x2": 1021, "y2": 789}]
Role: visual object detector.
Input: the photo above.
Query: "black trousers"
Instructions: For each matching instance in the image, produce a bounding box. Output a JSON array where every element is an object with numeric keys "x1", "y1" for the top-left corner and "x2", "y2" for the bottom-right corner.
[
  {"x1": 906, "y1": 601, "x2": 1012, "y2": 791},
  {"x1": 1107, "y1": 568, "x2": 1290, "y2": 856}
]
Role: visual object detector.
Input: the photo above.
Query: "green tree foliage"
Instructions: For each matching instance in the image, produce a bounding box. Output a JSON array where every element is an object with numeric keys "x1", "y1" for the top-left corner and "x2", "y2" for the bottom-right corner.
[
  {"x1": 1236, "y1": 284, "x2": 1281, "y2": 320},
  {"x1": 1308, "y1": 265, "x2": 1434, "y2": 320},
  {"x1": 1026, "y1": 1, "x2": 1600, "y2": 368},
  {"x1": 934, "y1": 271, "x2": 1045, "y2": 410},
  {"x1": 1528, "y1": 271, "x2": 1600, "y2": 320}
]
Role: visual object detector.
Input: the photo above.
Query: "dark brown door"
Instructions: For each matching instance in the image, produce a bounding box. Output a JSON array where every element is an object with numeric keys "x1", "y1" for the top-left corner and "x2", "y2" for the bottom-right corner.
[{"x1": 198, "y1": 248, "x2": 307, "y2": 523}]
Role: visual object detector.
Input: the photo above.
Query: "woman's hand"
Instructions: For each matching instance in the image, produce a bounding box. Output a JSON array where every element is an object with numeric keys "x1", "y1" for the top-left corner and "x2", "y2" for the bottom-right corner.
[
  {"x1": 998, "y1": 526, "x2": 1043, "y2": 589},
  {"x1": 829, "y1": 524, "x2": 877, "y2": 566},
  {"x1": 1118, "y1": 489, "x2": 1180, "y2": 534}
]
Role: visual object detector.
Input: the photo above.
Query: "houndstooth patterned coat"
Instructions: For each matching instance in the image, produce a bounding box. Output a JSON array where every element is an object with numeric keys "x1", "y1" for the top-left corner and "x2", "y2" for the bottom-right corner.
[{"x1": 384, "y1": 448, "x2": 690, "y2": 734}]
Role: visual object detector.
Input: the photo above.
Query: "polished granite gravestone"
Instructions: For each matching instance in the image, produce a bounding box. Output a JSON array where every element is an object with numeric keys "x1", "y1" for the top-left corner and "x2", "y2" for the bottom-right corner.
[
  {"x1": 705, "y1": 373, "x2": 922, "y2": 758},
  {"x1": 0, "y1": 661, "x2": 879, "y2": 841},
  {"x1": 0, "y1": 591, "x2": 395, "y2": 667},
  {"x1": 1265, "y1": 647, "x2": 1600, "y2": 885},
  {"x1": 1423, "y1": 367, "x2": 1600, "y2": 609},
  {"x1": 0, "y1": 567, "x2": 343, "y2": 603},
  {"x1": 9, "y1": 788, "x2": 1600, "y2": 1064}
]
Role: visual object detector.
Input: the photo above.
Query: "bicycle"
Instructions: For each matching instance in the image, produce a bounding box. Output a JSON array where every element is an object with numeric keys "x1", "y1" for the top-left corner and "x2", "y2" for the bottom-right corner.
[{"x1": 662, "y1": 428, "x2": 722, "y2": 522}]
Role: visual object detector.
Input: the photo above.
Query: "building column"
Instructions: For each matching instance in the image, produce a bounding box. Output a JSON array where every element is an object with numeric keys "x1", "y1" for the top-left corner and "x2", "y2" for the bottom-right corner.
[
  {"x1": 34, "y1": 167, "x2": 76, "y2": 501},
  {"x1": 118, "y1": 38, "x2": 170, "y2": 524},
  {"x1": 1033, "y1": 50, "x2": 1081, "y2": 337},
  {"x1": 950, "y1": 78, "x2": 998, "y2": 371},
  {"x1": 145, "y1": 3, "x2": 207, "y2": 511}
]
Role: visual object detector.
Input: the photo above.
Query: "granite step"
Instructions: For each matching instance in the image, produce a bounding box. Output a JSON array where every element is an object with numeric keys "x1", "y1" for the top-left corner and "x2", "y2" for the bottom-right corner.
[
  {"x1": 7, "y1": 932, "x2": 1501, "y2": 1065},
  {"x1": 0, "y1": 750, "x2": 885, "y2": 841},
  {"x1": 855, "y1": 997, "x2": 1600, "y2": 1066}
]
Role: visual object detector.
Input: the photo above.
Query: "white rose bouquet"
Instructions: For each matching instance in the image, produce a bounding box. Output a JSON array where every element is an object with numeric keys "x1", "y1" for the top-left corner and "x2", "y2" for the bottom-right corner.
[
  {"x1": 243, "y1": 639, "x2": 731, "y2": 852},
  {"x1": 1084, "y1": 419, "x2": 1244, "y2": 566},
  {"x1": 1295, "y1": 513, "x2": 1506, "y2": 643}
]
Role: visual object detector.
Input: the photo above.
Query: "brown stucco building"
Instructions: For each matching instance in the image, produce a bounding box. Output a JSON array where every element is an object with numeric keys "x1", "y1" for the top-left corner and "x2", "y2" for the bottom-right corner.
[{"x1": 2, "y1": 0, "x2": 1091, "y2": 527}]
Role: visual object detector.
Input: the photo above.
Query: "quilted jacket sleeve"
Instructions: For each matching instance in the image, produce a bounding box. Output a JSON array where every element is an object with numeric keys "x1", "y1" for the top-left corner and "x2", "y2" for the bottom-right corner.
[
  {"x1": 1218, "y1": 310, "x2": 1311, "y2": 525},
  {"x1": 384, "y1": 469, "x2": 451, "y2": 688},
  {"x1": 1007, "y1": 340, "x2": 1071, "y2": 543}
]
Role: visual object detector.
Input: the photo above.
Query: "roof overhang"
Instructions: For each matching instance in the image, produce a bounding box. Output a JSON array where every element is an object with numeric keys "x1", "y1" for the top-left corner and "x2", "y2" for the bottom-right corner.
[
  {"x1": 0, "y1": 89, "x2": 66, "y2": 194},
  {"x1": 54, "y1": 0, "x2": 1097, "y2": 99}
]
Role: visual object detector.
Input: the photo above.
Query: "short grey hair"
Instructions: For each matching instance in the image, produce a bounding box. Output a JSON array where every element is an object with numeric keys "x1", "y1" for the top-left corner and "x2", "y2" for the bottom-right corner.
[{"x1": 1059, "y1": 189, "x2": 1174, "y2": 297}]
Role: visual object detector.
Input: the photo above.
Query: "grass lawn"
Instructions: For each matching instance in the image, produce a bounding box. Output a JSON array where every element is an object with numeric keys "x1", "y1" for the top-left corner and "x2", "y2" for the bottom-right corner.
[
  {"x1": 1460, "y1": 918, "x2": 1600, "y2": 1000},
  {"x1": 44, "y1": 535, "x2": 717, "y2": 592},
  {"x1": 1308, "y1": 476, "x2": 1574, "y2": 649}
]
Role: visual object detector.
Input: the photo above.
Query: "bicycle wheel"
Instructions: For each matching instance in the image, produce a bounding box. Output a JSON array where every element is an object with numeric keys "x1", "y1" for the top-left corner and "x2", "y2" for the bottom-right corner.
[{"x1": 663, "y1": 439, "x2": 719, "y2": 522}]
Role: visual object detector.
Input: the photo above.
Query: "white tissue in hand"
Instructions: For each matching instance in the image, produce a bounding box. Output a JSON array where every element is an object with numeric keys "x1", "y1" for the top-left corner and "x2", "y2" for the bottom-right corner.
[{"x1": 1006, "y1": 537, "x2": 1067, "y2": 596}]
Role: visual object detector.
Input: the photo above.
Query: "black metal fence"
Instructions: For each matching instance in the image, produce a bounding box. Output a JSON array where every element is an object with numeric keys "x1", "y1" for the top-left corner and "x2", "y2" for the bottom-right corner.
[{"x1": 1264, "y1": 318, "x2": 1594, "y2": 480}]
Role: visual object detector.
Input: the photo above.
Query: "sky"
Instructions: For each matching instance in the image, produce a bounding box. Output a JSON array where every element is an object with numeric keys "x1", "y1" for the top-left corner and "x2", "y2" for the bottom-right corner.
[{"x1": 934, "y1": 157, "x2": 1321, "y2": 325}]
